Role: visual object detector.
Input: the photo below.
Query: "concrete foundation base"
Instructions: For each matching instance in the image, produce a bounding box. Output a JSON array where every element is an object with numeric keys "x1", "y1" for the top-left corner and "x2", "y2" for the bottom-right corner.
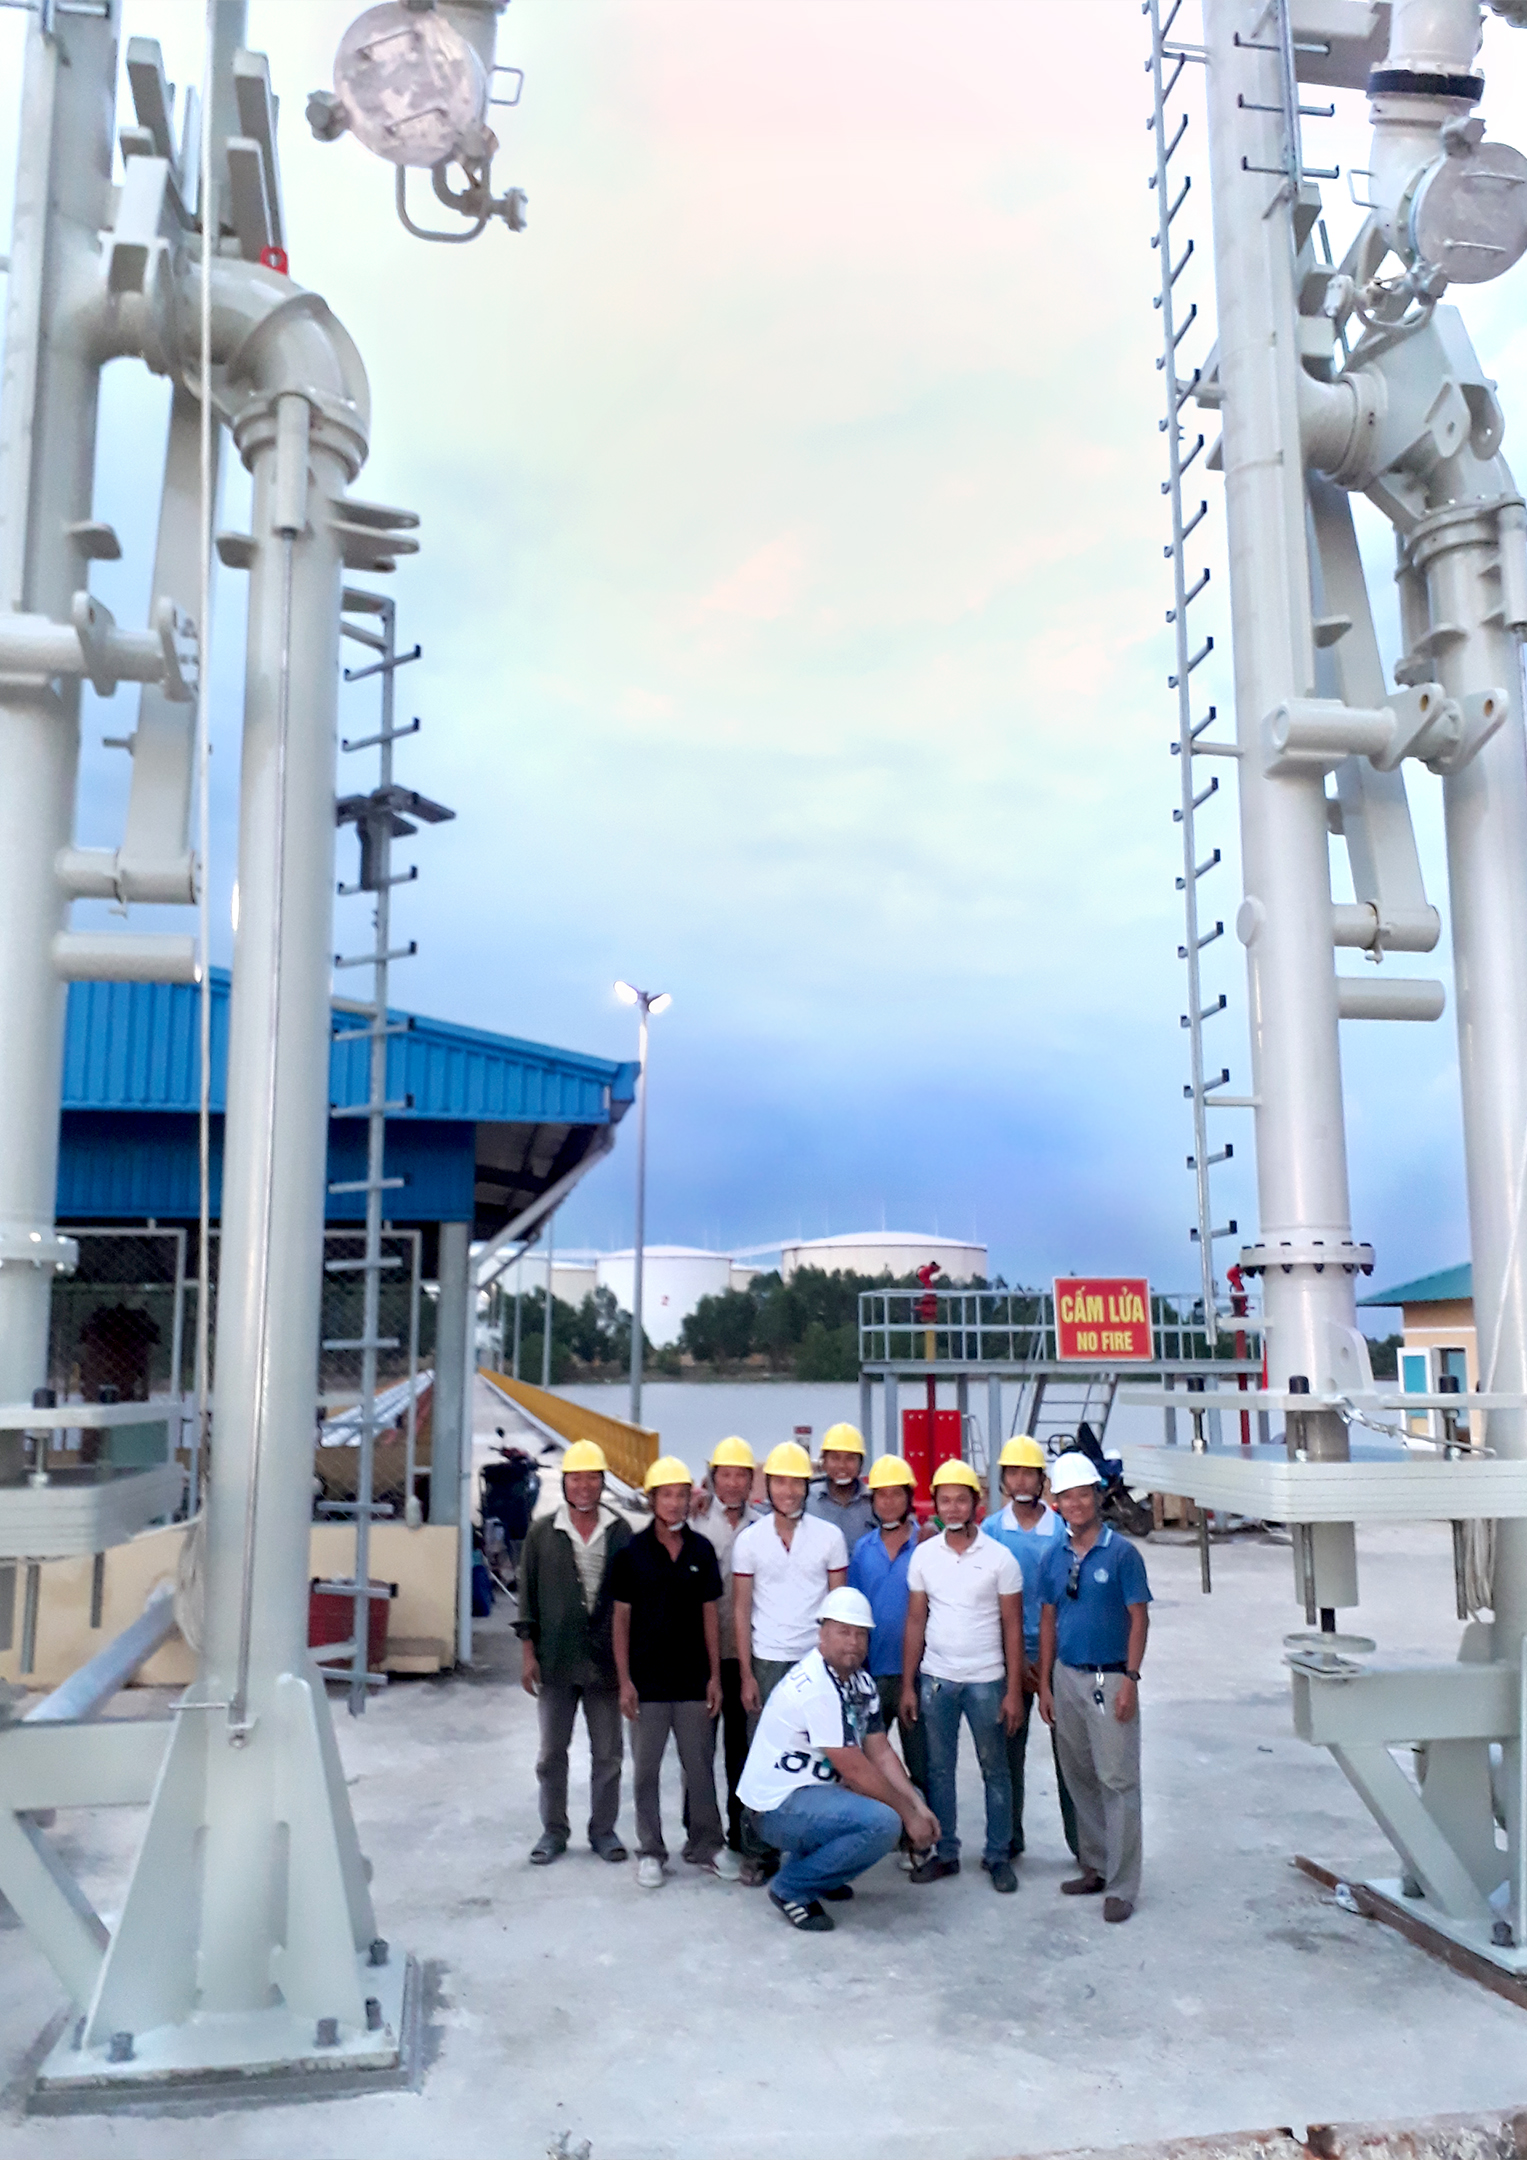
[{"x1": 27, "y1": 1952, "x2": 416, "y2": 2115}]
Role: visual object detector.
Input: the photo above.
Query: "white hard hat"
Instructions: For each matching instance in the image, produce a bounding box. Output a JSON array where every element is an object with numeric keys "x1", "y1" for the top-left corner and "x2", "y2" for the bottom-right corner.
[
  {"x1": 818, "y1": 1587, "x2": 875, "y2": 1630},
  {"x1": 1048, "y1": 1452, "x2": 1103, "y2": 1494}
]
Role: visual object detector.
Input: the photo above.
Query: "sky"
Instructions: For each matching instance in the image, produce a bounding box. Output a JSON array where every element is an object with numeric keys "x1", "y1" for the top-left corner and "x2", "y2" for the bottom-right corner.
[{"x1": 5, "y1": 1, "x2": 1527, "y2": 1305}]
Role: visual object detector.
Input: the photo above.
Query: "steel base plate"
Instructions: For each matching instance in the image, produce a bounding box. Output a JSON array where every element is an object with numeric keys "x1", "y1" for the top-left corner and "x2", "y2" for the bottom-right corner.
[
  {"x1": 1295, "y1": 1859, "x2": 1527, "y2": 2010},
  {"x1": 27, "y1": 1951, "x2": 419, "y2": 2116}
]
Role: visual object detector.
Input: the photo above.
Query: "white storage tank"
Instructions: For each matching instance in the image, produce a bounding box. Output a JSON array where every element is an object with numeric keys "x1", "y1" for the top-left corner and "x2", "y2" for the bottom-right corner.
[
  {"x1": 597, "y1": 1247, "x2": 734, "y2": 1347},
  {"x1": 780, "y1": 1231, "x2": 986, "y2": 1283}
]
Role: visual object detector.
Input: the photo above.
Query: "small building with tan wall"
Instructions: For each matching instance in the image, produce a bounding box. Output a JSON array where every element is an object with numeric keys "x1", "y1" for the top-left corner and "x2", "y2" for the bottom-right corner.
[{"x1": 1358, "y1": 1263, "x2": 1474, "y2": 1438}]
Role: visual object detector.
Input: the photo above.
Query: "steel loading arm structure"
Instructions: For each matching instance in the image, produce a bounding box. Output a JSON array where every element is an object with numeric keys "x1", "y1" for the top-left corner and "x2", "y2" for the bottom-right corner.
[
  {"x1": 1122, "y1": 0, "x2": 1527, "y2": 1971},
  {"x1": 0, "y1": 0, "x2": 454, "y2": 2095}
]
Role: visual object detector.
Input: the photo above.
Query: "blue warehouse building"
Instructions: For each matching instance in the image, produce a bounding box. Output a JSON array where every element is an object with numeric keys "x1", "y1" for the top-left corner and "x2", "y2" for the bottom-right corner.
[
  {"x1": 54, "y1": 975, "x2": 639, "y2": 1534},
  {"x1": 59, "y1": 972, "x2": 639, "y2": 1263}
]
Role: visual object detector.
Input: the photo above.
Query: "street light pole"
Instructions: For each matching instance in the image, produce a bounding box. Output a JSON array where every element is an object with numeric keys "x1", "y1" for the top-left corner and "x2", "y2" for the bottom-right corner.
[{"x1": 615, "y1": 981, "x2": 670, "y2": 1427}]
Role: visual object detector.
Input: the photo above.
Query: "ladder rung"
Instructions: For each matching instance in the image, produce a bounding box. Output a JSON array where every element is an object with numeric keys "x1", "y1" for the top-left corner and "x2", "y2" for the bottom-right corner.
[
  {"x1": 342, "y1": 643, "x2": 421, "y2": 686},
  {"x1": 1189, "y1": 1220, "x2": 1240, "y2": 1244},
  {"x1": 334, "y1": 943, "x2": 417, "y2": 969},
  {"x1": 1178, "y1": 923, "x2": 1224, "y2": 958},
  {"x1": 1187, "y1": 1145, "x2": 1234, "y2": 1169},
  {"x1": 342, "y1": 718, "x2": 422, "y2": 754},
  {"x1": 338, "y1": 867, "x2": 419, "y2": 897}
]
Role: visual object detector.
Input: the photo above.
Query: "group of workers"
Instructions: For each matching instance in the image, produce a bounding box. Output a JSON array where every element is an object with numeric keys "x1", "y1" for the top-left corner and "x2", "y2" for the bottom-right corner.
[{"x1": 515, "y1": 1421, "x2": 1151, "y2": 1935}]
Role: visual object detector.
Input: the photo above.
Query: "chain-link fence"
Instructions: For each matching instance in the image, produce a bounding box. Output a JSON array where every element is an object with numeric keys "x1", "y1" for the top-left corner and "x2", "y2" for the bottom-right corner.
[{"x1": 47, "y1": 1228, "x2": 188, "y2": 1405}]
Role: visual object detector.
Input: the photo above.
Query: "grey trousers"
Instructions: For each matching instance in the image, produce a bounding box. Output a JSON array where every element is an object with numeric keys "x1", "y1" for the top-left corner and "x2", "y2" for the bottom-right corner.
[
  {"x1": 633, "y1": 1699, "x2": 723, "y2": 1863},
  {"x1": 1052, "y1": 1664, "x2": 1142, "y2": 1904},
  {"x1": 537, "y1": 1681, "x2": 623, "y2": 1843},
  {"x1": 740, "y1": 1657, "x2": 798, "y2": 1860}
]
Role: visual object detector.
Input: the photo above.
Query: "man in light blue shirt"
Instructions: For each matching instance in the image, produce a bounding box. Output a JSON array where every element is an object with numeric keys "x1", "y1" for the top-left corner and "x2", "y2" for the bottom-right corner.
[
  {"x1": 1037, "y1": 1453, "x2": 1152, "y2": 1923},
  {"x1": 981, "y1": 1436, "x2": 1076, "y2": 1865},
  {"x1": 846, "y1": 1454, "x2": 928, "y2": 1810}
]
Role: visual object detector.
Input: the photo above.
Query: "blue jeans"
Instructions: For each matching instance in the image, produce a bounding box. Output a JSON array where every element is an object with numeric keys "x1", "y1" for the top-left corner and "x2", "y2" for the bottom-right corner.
[
  {"x1": 750, "y1": 1785, "x2": 900, "y2": 1904},
  {"x1": 919, "y1": 1674, "x2": 1012, "y2": 1866}
]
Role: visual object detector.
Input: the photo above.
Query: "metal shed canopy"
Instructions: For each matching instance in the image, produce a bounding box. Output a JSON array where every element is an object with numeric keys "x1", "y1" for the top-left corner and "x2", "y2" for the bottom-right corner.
[{"x1": 58, "y1": 973, "x2": 638, "y2": 1250}]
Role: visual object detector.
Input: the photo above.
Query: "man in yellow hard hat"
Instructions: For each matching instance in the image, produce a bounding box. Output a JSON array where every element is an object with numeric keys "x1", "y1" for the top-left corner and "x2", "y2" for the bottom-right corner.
[
  {"x1": 807, "y1": 1422, "x2": 876, "y2": 1548},
  {"x1": 691, "y1": 1437, "x2": 763, "y2": 1860},
  {"x1": 846, "y1": 1455, "x2": 929, "y2": 1823},
  {"x1": 516, "y1": 1439, "x2": 634, "y2": 1867},
  {"x1": 902, "y1": 1459, "x2": 1024, "y2": 1893},
  {"x1": 611, "y1": 1457, "x2": 737, "y2": 1886},
  {"x1": 982, "y1": 1437, "x2": 1078, "y2": 1865},
  {"x1": 732, "y1": 1439, "x2": 849, "y2": 1885}
]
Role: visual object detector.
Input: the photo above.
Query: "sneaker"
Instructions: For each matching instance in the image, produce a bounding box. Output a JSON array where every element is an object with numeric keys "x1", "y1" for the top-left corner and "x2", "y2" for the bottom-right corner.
[
  {"x1": 908, "y1": 1855, "x2": 960, "y2": 1885},
  {"x1": 769, "y1": 1888, "x2": 834, "y2": 1933},
  {"x1": 637, "y1": 1856, "x2": 665, "y2": 1889},
  {"x1": 821, "y1": 1883, "x2": 855, "y2": 1902},
  {"x1": 897, "y1": 1850, "x2": 916, "y2": 1874},
  {"x1": 1103, "y1": 1896, "x2": 1134, "y2": 1923},
  {"x1": 982, "y1": 1859, "x2": 1019, "y2": 1894},
  {"x1": 709, "y1": 1847, "x2": 743, "y2": 1882},
  {"x1": 529, "y1": 1833, "x2": 567, "y2": 1867},
  {"x1": 590, "y1": 1834, "x2": 627, "y2": 1864},
  {"x1": 1061, "y1": 1869, "x2": 1106, "y2": 1896}
]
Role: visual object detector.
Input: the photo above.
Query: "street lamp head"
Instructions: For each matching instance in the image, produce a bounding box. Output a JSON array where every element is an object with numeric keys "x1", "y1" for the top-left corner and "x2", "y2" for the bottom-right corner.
[
  {"x1": 649, "y1": 992, "x2": 672, "y2": 1015},
  {"x1": 613, "y1": 980, "x2": 638, "y2": 1006}
]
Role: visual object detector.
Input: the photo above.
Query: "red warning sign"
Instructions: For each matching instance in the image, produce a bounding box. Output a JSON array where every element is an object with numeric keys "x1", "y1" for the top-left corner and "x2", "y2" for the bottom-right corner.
[{"x1": 1053, "y1": 1277, "x2": 1153, "y2": 1362}]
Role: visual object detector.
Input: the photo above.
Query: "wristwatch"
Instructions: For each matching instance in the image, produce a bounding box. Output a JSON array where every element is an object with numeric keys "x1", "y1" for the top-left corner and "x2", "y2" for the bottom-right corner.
[{"x1": 1125, "y1": 1668, "x2": 1142, "y2": 1682}]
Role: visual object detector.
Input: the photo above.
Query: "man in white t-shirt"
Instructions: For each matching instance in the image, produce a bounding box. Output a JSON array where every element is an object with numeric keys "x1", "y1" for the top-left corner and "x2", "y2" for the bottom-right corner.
[
  {"x1": 901, "y1": 1459, "x2": 1023, "y2": 1893},
  {"x1": 738, "y1": 1588, "x2": 939, "y2": 1932},
  {"x1": 732, "y1": 1439, "x2": 849, "y2": 1885}
]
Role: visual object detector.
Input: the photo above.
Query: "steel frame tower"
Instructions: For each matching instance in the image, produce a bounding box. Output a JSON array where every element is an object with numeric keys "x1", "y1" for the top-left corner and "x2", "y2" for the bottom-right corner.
[{"x1": 1128, "y1": 0, "x2": 1527, "y2": 1975}]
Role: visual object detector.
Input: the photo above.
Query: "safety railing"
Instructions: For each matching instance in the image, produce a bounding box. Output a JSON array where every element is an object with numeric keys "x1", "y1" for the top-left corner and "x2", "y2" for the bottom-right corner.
[{"x1": 857, "y1": 1287, "x2": 1261, "y2": 1367}]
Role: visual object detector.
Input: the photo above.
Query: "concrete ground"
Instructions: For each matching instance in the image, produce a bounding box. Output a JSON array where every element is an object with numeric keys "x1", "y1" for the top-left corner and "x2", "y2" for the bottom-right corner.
[{"x1": 2, "y1": 1522, "x2": 1524, "y2": 2160}]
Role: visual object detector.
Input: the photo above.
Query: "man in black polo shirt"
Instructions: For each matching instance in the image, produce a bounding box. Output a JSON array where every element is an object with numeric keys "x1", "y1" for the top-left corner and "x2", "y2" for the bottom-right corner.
[{"x1": 611, "y1": 1455, "x2": 737, "y2": 1886}]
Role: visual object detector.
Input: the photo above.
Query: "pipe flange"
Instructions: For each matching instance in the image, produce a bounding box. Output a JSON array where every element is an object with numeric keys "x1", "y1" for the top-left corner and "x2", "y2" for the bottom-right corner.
[
  {"x1": 1238, "y1": 1238, "x2": 1375, "y2": 1278},
  {"x1": 0, "y1": 1227, "x2": 78, "y2": 1273},
  {"x1": 231, "y1": 388, "x2": 368, "y2": 485},
  {"x1": 1367, "y1": 69, "x2": 1484, "y2": 102},
  {"x1": 1404, "y1": 491, "x2": 1525, "y2": 575}
]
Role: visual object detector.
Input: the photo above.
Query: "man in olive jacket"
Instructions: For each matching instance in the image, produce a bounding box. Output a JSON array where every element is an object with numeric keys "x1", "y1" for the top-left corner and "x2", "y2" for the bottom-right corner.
[{"x1": 516, "y1": 1441, "x2": 634, "y2": 1865}]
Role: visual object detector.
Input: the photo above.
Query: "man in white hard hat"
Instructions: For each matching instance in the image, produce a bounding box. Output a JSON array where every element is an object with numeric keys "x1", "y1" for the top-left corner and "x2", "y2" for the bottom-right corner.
[
  {"x1": 1037, "y1": 1452, "x2": 1152, "y2": 1923},
  {"x1": 738, "y1": 1587, "x2": 940, "y2": 1933}
]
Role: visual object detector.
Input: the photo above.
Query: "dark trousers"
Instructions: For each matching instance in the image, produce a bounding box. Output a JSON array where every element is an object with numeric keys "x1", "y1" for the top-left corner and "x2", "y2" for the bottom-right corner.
[
  {"x1": 873, "y1": 1673, "x2": 929, "y2": 1800},
  {"x1": 740, "y1": 1656, "x2": 797, "y2": 1860},
  {"x1": 536, "y1": 1681, "x2": 622, "y2": 1843},
  {"x1": 719, "y1": 1657, "x2": 749, "y2": 1852},
  {"x1": 1006, "y1": 1685, "x2": 1079, "y2": 1860},
  {"x1": 633, "y1": 1700, "x2": 723, "y2": 1863}
]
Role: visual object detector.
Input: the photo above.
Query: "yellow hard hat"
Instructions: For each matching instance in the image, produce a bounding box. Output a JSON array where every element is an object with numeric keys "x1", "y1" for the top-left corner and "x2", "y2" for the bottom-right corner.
[
  {"x1": 763, "y1": 1441, "x2": 813, "y2": 1479},
  {"x1": 820, "y1": 1422, "x2": 865, "y2": 1456},
  {"x1": 866, "y1": 1454, "x2": 916, "y2": 1489},
  {"x1": 561, "y1": 1440, "x2": 608, "y2": 1475},
  {"x1": 709, "y1": 1436, "x2": 756, "y2": 1469},
  {"x1": 999, "y1": 1436, "x2": 1047, "y2": 1470},
  {"x1": 931, "y1": 1457, "x2": 982, "y2": 1493},
  {"x1": 643, "y1": 1453, "x2": 694, "y2": 1492}
]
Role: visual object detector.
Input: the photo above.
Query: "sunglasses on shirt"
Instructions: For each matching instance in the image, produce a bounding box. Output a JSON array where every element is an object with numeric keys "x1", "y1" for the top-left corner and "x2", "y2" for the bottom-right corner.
[{"x1": 1066, "y1": 1551, "x2": 1083, "y2": 1600}]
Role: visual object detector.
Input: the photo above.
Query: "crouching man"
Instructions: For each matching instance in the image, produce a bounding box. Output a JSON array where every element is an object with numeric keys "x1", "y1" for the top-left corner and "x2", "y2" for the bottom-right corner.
[{"x1": 738, "y1": 1587, "x2": 940, "y2": 1933}]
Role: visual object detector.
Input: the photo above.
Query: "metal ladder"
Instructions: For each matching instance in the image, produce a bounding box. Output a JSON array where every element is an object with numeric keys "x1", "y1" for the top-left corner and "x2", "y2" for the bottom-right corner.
[
  {"x1": 1146, "y1": 0, "x2": 1240, "y2": 1345},
  {"x1": 326, "y1": 589, "x2": 454, "y2": 1715}
]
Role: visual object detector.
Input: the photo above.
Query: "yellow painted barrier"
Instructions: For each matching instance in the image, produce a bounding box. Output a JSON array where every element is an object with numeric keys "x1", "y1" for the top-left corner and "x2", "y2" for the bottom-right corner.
[{"x1": 480, "y1": 1370, "x2": 659, "y2": 1492}]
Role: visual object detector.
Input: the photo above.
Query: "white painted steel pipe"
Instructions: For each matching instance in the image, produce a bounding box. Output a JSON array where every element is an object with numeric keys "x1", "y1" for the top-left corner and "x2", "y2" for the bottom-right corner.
[
  {"x1": 1369, "y1": 1, "x2": 1485, "y2": 256},
  {"x1": 1206, "y1": 0, "x2": 1362, "y2": 1604},
  {"x1": 0, "y1": 8, "x2": 117, "y2": 1443}
]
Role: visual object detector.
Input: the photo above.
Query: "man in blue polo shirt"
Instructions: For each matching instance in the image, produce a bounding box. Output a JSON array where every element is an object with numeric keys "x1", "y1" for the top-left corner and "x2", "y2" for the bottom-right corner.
[{"x1": 1037, "y1": 1452, "x2": 1151, "y2": 1923}]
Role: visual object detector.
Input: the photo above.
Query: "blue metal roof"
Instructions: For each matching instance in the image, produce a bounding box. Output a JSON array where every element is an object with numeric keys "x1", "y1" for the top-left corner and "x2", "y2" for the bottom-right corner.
[
  {"x1": 63, "y1": 972, "x2": 637, "y2": 1126},
  {"x1": 1358, "y1": 1262, "x2": 1472, "y2": 1307},
  {"x1": 57, "y1": 973, "x2": 638, "y2": 1233}
]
